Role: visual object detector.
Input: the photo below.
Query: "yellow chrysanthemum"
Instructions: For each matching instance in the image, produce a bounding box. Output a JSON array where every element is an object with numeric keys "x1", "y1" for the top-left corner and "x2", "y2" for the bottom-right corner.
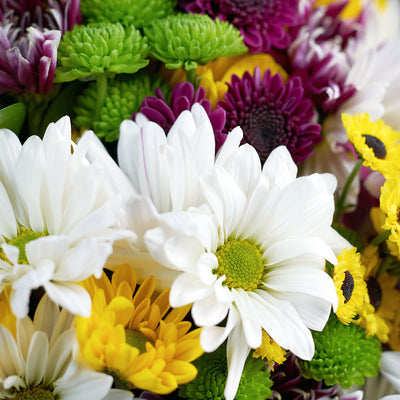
[
  {"x1": 76, "y1": 264, "x2": 203, "y2": 394},
  {"x1": 341, "y1": 113, "x2": 400, "y2": 176},
  {"x1": 354, "y1": 244, "x2": 399, "y2": 343},
  {"x1": 0, "y1": 287, "x2": 16, "y2": 337},
  {"x1": 333, "y1": 247, "x2": 367, "y2": 325},
  {"x1": 165, "y1": 53, "x2": 287, "y2": 107},
  {"x1": 377, "y1": 177, "x2": 400, "y2": 258},
  {"x1": 253, "y1": 329, "x2": 286, "y2": 370}
]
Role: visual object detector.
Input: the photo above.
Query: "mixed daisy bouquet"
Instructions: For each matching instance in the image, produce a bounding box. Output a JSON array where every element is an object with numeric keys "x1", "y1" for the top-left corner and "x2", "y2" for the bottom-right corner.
[{"x1": 1, "y1": 0, "x2": 400, "y2": 399}]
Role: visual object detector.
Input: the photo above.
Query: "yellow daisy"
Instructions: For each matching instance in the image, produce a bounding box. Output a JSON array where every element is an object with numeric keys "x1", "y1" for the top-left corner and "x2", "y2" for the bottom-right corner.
[
  {"x1": 341, "y1": 113, "x2": 400, "y2": 176},
  {"x1": 165, "y1": 53, "x2": 287, "y2": 107},
  {"x1": 354, "y1": 246, "x2": 399, "y2": 342},
  {"x1": 76, "y1": 264, "x2": 203, "y2": 394},
  {"x1": 332, "y1": 247, "x2": 367, "y2": 325},
  {"x1": 378, "y1": 177, "x2": 400, "y2": 258},
  {"x1": 253, "y1": 329, "x2": 286, "y2": 370}
]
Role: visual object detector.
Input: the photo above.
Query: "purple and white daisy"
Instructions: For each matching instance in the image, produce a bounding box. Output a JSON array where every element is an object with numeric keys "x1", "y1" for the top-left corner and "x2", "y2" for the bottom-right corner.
[
  {"x1": 0, "y1": 0, "x2": 80, "y2": 95},
  {"x1": 178, "y1": 0, "x2": 304, "y2": 53},
  {"x1": 135, "y1": 81, "x2": 227, "y2": 151},
  {"x1": 288, "y1": 1, "x2": 362, "y2": 113},
  {"x1": 217, "y1": 68, "x2": 322, "y2": 165}
]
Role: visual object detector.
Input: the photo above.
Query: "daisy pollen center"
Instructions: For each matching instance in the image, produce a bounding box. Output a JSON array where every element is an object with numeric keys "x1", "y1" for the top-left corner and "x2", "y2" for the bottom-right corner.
[
  {"x1": 214, "y1": 240, "x2": 264, "y2": 291},
  {"x1": 15, "y1": 386, "x2": 55, "y2": 400},
  {"x1": 5, "y1": 226, "x2": 48, "y2": 264}
]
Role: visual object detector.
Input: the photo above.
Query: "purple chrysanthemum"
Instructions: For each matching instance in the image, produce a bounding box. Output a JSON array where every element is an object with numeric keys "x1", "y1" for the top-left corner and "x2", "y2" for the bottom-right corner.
[
  {"x1": 0, "y1": 0, "x2": 80, "y2": 95},
  {"x1": 135, "y1": 81, "x2": 227, "y2": 151},
  {"x1": 0, "y1": 0, "x2": 81, "y2": 34},
  {"x1": 270, "y1": 354, "x2": 339, "y2": 400},
  {"x1": 217, "y1": 68, "x2": 322, "y2": 164},
  {"x1": 178, "y1": 0, "x2": 304, "y2": 53},
  {"x1": 288, "y1": 1, "x2": 364, "y2": 113}
]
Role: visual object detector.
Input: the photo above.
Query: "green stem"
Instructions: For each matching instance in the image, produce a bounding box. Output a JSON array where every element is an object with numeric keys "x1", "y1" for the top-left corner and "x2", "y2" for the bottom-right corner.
[
  {"x1": 94, "y1": 74, "x2": 108, "y2": 122},
  {"x1": 371, "y1": 230, "x2": 391, "y2": 246},
  {"x1": 334, "y1": 159, "x2": 363, "y2": 224},
  {"x1": 186, "y1": 68, "x2": 198, "y2": 88}
]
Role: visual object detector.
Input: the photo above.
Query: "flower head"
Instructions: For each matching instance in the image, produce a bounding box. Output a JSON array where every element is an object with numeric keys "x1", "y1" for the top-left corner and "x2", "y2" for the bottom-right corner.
[
  {"x1": 0, "y1": 116, "x2": 132, "y2": 317},
  {"x1": 143, "y1": 13, "x2": 247, "y2": 71},
  {"x1": 218, "y1": 68, "x2": 322, "y2": 164},
  {"x1": 332, "y1": 247, "x2": 367, "y2": 325},
  {"x1": 55, "y1": 22, "x2": 149, "y2": 82},
  {"x1": 300, "y1": 314, "x2": 382, "y2": 388},
  {"x1": 342, "y1": 113, "x2": 400, "y2": 176},
  {"x1": 178, "y1": 0, "x2": 302, "y2": 53},
  {"x1": 135, "y1": 81, "x2": 226, "y2": 151},
  {"x1": 288, "y1": 2, "x2": 360, "y2": 112},
  {"x1": 178, "y1": 345, "x2": 273, "y2": 400},
  {"x1": 0, "y1": 23, "x2": 60, "y2": 94},
  {"x1": 74, "y1": 72, "x2": 169, "y2": 142},
  {"x1": 76, "y1": 264, "x2": 203, "y2": 394},
  {"x1": 81, "y1": 0, "x2": 175, "y2": 27},
  {"x1": 145, "y1": 144, "x2": 345, "y2": 399},
  {"x1": 0, "y1": 294, "x2": 124, "y2": 400}
]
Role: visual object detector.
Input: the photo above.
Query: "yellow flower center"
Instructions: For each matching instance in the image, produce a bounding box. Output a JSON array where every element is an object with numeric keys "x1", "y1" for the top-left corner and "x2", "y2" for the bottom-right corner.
[
  {"x1": 214, "y1": 240, "x2": 264, "y2": 291},
  {"x1": 1, "y1": 227, "x2": 47, "y2": 264},
  {"x1": 15, "y1": 386, "x2": 55, "y2": 400},
  {"x1": 362, "y1": 134, "x2": 387, "y2": 159},
  {"x1": 341, "y1": 271, "x2": 355, "y2": 304},
  {"x1": 125, "y1": 328, "x2": 150, "y2": 354}
]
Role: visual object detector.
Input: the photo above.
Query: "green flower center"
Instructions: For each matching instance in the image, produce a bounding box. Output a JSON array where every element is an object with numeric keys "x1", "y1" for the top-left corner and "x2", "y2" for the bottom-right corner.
[
  {"x1": 214, "y1": 240, "x2": 265, "y2": 291},
  {"x1": 2, "y1": 227, "x2": 48, "y2": 264},
  {"x1": 15, "y1": 386, "x2": 55, "y2": 400},
  {"x1": 125, "y1": 328, "x2": 150, "y2": 354}
]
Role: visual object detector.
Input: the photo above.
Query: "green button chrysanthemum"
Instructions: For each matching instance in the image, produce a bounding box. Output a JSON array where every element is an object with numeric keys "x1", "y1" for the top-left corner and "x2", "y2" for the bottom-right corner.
[
  {"x1": 300, "y1": 315, "x2": 381, "y2": 388},
  {"x1": 74, "y1": 73, "x2": 169, "y2": 142},
  {"x1": 55, "y1": 23, "x2": 149, "y2": 82},
  {"x1": 143, "y1": 14, "x2": 247, "y2": 71},
  {"x1": 179, "y1": 345, "x2": 272, "y2": 400},
  {"x1": 81, "y1": 0, "x2": 176, "y2": 27}
]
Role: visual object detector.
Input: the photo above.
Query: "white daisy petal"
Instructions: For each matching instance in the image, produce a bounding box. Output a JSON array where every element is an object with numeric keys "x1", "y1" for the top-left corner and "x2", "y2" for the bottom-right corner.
[
  {"x1": 224, "y1": 325, "x2": 251, "y2": 400},
  {"x1": 381, "y1": 351, "x2": 400, "y2": 393},
  {"x1": 191, "y1": 291, "x2": 230, "y2": 327},
  {"x1": 0, "y1": 182, "x2": 17, "y2": 239},
  {"x1": 44, "y1": 281, "x2": 92, "y2": 317},
  {"x1": 25, "y1": 331, "x2": 49, "y2": 386}
]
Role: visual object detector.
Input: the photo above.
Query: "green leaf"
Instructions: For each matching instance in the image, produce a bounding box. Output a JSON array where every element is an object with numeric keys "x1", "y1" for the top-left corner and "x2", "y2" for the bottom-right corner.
[{"x1": 0, "y1": 103, "x2": 26, "y2": 133}]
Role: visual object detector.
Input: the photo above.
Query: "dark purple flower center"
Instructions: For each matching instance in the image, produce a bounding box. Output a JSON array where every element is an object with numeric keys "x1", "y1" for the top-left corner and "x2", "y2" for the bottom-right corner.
[
  {"x1": 341, "y1": 271, "x2": 354, "y2": 304},
  {"x1": 362, "y1": 134, "x2": 387, "y2": 159},
  {"x1": 367, "y1": 276, "x2": 382, "y2": 311},
  {"x1": 242, "y1": 106, "x2": 288, "y2": 161}
]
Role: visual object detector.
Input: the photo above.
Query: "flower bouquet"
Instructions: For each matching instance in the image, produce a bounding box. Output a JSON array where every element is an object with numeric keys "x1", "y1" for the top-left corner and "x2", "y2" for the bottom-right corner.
[{"x1": 1, "y1": 1, "x2": 400, "y2": 399}]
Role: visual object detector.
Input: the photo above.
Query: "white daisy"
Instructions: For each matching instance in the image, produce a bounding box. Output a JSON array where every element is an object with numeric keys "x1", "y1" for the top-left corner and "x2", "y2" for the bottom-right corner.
[
  {"x1": 381, "y1": 351, "x2": 400, "y2": 393},
  {"x1": 85, "y1": 103, "x2": 243, "y2": 289},
  {"x1": 0, "y1": 294, "x2": 133, "y2": 400},
  {"x1": 0, "y1": 116, "x2": 133, "y2": 317},
  {"x1": 145, "y1": 144, "x2": 345, "y2": 400}
]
